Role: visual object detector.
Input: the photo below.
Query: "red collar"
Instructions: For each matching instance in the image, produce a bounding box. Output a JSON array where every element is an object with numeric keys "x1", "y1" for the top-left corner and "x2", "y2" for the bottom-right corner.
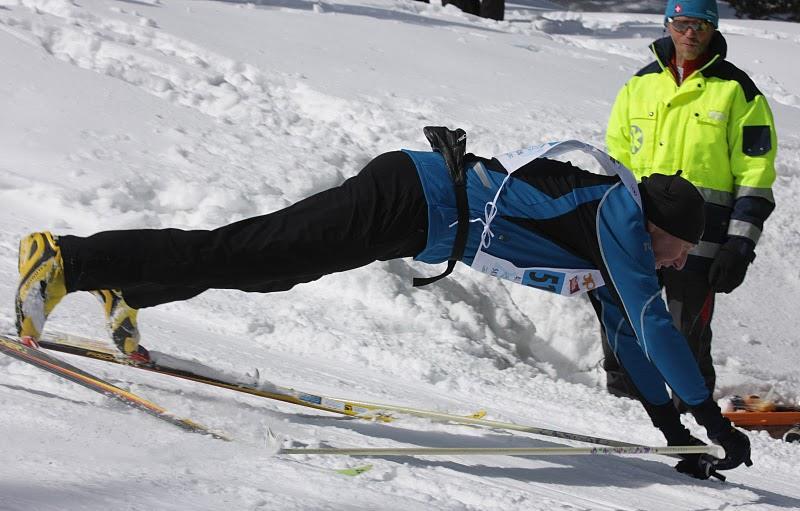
[{"x1": 669, "y1": 52, "x2": 711, "y2": 84}]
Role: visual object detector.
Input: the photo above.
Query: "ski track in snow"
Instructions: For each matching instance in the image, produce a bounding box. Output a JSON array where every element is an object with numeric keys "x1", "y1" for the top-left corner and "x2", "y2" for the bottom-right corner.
[{"x1": 1, "y1": 0, "x2": 799, "y2": 509}]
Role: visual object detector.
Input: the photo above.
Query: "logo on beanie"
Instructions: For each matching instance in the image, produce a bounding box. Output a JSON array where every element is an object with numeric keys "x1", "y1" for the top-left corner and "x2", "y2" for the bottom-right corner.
[{"x1": 675, "y1": 4, "x2": 683, "y2": 13}]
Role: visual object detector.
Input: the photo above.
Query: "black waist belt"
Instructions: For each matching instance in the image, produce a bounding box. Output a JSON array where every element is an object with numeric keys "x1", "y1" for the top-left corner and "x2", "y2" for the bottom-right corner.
[{"x1": 413, "y1": 126, "x2": 470, "y2": 288}]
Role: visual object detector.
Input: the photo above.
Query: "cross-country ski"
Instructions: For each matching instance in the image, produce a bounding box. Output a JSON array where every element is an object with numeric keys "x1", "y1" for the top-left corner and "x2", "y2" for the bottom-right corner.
[{"x1": 0, "y1": 334, "x2": 228, "y2": 440}]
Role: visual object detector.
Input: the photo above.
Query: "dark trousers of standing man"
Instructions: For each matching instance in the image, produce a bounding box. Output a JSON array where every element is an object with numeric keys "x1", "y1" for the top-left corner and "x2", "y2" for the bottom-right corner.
[
  {"x1": 58, "y1": 151, "x2": 428, "y2": 309},
  {"x1": 599, "y1": 267, "x2": 716, "y2": 410}
]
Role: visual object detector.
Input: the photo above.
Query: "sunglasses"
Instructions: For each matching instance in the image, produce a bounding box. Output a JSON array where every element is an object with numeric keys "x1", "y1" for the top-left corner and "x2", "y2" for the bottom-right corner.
[{"x1": 667, "y1": 18, "x2": 713, "y2": 33}]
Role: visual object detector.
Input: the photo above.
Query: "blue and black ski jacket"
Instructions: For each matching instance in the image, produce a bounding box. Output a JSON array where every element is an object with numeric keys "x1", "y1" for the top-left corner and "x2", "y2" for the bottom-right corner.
[{"x1": 404, "y1": 147, "x2": 709, "y2": 408}]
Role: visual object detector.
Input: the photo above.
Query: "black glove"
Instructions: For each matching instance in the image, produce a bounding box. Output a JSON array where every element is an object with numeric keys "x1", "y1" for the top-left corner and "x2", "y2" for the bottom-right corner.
[
  {"x1": 708, "y1": 237, "x2": 755, "y2": 293},
  {"x1": 691, "y1": 397, "x2": 753, "y2": 471},
  {"x1": 711, "y1": 426, "x2": 752, "y2": 470},
  {"x1": 674, "y1": 436, "x2": 718, "y2": 480},
  {"x1": 643, "y1": 401, "x2": 723, "y2": 480}
]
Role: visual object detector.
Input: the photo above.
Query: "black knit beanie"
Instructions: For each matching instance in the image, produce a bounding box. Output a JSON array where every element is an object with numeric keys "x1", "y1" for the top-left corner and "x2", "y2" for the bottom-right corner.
[{"x1": 638, "y1": 171, "x2": 705, "y2": 244}]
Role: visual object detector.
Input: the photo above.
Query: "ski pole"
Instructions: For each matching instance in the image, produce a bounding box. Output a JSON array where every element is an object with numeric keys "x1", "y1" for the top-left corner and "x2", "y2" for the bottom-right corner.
[
  {"x1": 279, "y1": 444, "x2": 723, "y2": 457},
  {"x1": 335, "y1": 399, "x2": 644, "y2": 448}
]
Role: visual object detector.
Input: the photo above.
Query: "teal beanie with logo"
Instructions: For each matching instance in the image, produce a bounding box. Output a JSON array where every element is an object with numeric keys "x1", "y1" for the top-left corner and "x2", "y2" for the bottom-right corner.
[{"x1": 664, "y1": 0, "x2": 719, "y2": 27}]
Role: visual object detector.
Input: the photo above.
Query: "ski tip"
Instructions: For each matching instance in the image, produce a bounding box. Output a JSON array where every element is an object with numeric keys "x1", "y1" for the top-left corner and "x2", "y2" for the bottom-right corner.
[
  {"x1": 336, "y1": 464, "x2": 373, "y2": 477},
  {"x1": 20, "y1": 336, "x2": 40, "y2": 349}
]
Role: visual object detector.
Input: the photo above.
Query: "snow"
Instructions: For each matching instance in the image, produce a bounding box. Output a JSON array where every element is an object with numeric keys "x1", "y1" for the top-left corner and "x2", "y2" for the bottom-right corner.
[{"x1": 1, "y1": 0, "x2": 799, "y2": 509}]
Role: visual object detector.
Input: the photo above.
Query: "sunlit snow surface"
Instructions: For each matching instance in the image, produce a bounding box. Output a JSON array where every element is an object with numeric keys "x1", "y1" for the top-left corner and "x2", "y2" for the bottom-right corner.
[{"x1": 1, "y1": 0, "x2": 799, "y2": 509}]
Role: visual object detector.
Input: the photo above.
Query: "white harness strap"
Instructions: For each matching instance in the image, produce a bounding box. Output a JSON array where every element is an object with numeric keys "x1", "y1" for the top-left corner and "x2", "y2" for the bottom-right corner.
[
  {"x1": 469, "y1": 141, "x2": 641, "y2": 297},
  {"x1": 493, "y1": 140, "x2": 641, "y2": 204}
]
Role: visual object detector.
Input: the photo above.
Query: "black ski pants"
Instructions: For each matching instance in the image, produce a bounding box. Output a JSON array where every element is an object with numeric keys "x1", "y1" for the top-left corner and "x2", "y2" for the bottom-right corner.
[
  {"x1": 599, "y1": 267, "x2": 716, "y2": 408},
  {"x1": 59, "y1": 151, "x2": 428, "y2": 309}
]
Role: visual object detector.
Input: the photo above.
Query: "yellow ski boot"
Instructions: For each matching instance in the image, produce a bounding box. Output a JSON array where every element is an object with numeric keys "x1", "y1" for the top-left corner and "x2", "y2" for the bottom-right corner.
[
  {"x1": 92, "y1": 289, "x2": 148, "y2": 363},
  {"x1": 15, "y1": 232, "x2": 68, "y2": 346}
]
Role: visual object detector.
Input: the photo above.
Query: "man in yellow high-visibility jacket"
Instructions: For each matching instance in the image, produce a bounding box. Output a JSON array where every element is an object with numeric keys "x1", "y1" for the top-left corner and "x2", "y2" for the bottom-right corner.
[{"x1": 603, "y1": 0, "x2": 777, "y2": 410}]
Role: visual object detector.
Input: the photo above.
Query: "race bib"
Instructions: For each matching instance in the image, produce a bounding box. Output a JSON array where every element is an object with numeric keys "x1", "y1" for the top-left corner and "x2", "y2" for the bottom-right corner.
[{"x1": 472, "y1": 250, "x2": 604, "y2": 296}]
